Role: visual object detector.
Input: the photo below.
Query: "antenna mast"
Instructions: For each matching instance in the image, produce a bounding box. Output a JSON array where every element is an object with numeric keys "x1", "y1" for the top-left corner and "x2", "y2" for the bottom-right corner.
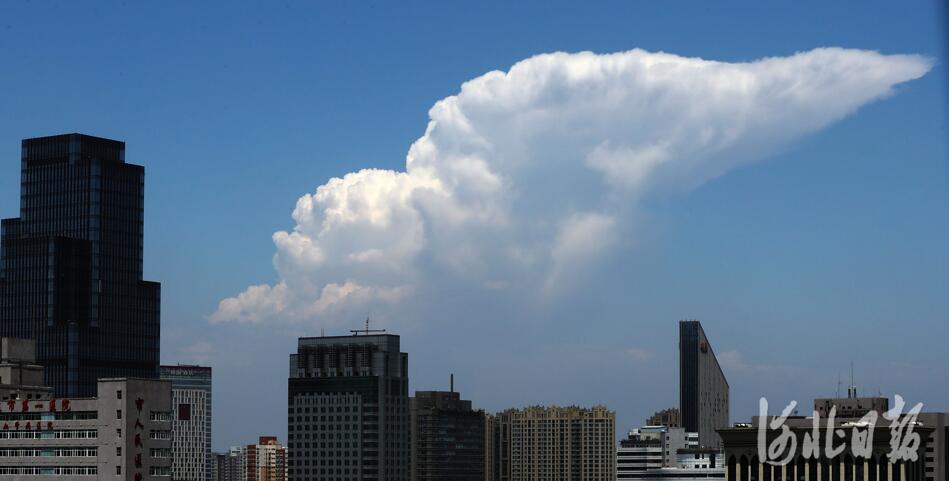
[{"x1": 351, "y1": 317, "x2": 387, "y2": 336}]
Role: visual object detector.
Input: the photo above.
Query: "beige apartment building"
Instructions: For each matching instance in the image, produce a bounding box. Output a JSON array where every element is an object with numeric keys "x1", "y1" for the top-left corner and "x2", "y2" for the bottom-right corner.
[{"x1": 489, "y1": 405, "x2": 615, "y2": 481}]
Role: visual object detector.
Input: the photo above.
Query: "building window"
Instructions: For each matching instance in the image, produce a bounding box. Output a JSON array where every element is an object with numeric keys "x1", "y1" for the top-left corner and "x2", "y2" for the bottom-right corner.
[
  {"x1": 178, "y1": 404, "x2": 191, "y2": 421},
  {"x1": 117, "y1": 390, "x2": 122, "y2": 399},
  {"x1": 116, "y1": 466, "x2": 121, "y2": 475},
  {"x1": 116, "y1": 410, "x2": 122, "y2": 419}
]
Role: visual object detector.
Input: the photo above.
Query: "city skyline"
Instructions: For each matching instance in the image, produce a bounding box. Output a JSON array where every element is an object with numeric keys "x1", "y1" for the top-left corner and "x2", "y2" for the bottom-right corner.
[{"x1": 0, "y1": 0, "x2": 946, "y2": 453}]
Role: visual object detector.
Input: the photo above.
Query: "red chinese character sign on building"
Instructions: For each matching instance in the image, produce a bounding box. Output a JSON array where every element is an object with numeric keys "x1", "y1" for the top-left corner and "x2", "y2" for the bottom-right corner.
[{"x1": 132, "y1": 396, "x2": 148, "y2": 481}]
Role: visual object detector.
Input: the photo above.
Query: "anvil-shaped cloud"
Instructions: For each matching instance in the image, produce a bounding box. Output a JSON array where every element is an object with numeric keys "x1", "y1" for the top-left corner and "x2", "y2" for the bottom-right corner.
[{"x1": 210, "y1": 48, "x2": 931, "y2": 325}]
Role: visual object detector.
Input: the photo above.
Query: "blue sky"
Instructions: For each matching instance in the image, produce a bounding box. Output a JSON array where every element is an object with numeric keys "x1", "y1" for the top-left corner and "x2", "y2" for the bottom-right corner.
[{"x1": 0, "y1": 1, "x2": 946, "y2": 450}]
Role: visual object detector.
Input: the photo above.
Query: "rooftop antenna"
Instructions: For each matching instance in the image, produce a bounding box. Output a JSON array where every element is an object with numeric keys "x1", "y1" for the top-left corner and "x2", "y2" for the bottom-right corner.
[
  {"x1": 351, "y1": 317, "x2": 386, "y2": 336},
  {"x1": 450, "y1": 373, "x2": 454, "y2": 393},
  {"x1": 849, "y1": 361, "x2": 856, "y2": 398},
  {"x1": 836, "y1": 372, "x2": 841, "y2": 399}
]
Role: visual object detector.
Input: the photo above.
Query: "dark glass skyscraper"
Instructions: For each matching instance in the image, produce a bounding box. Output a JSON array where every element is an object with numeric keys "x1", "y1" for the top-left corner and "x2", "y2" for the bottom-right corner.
[
  {"x1": 0, "y1": 133, "x2": 160, "y2": 397},
  {"x1": 679, "y1": 320, "x2": 728, "y2": 449}
]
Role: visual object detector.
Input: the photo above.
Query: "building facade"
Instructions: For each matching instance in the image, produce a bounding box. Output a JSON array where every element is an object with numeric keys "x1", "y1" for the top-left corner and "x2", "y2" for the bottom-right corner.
[
  {"x1": 225, "y1": 447, "x2": 244, "y2": 481},
  {"x1": 245, "y1": 437, "x2": 287, "y2": 481},
  {"x1": 814, "y1": 395, "x2": 888, "y2": 419},
  {"x1": 409, "y1": 389, "x2": 485, "y2": 481},
  {"x1": 0, "y1": 337, "x2": 52, "y2": 401},
  {"x1": 807, "y1": 395, "x2": 947, "y2": 481},
  {"x1": 616, "y1": 426, "x2": 697, "y2": 480},
  {"x1": 679, "y1": 320, "x2": 729, "y2": 449},
  {"x1": 0, "y1": 377, "x2": 173, "y2": 480},
  {"x1": 484, "y1": 414, "x2": 496, "y2": 481},
  {"x1": 287, "y1": 333, "x2": 409, "y2": 481},
  {"x1": 161, "y1": 365, "x2": 212, "y2": 481},
  {"x1": 0, "y1": 134, "x2": 161, "y2": 397},
  {"x1": 648, "y1": 408, "x2": 682, "y2": 428},
  {"x1": 917, "y1": 413, "x2": 948, "y2": 481},
  {"x1": 211, "y1": 452, "x2": 227, "y2": 481},
  {"x1": 491, "y1": 405, "x2": 615, "y2": 481},
  {"x1": 719, "y1": 417, "x2": 932, "y2": 481}
]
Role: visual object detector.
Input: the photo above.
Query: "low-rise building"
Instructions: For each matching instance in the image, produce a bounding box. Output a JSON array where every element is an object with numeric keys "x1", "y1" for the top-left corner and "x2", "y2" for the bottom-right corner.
[
  {"x1": 719, "y1": 414, "x2": 934, "y2": 481},
  {"x1": 0, "y1": 377, "x2": 173, "y2": 480},
  {"x1": 807, "y1": 393, "x2": 946, "y2": 481},
  {"x1": 617, "y1": 426, "x2": 715, "y2": 480}
]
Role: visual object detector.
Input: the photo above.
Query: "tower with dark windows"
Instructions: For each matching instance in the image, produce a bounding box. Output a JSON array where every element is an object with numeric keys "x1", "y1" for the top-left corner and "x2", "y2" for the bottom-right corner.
[
  {"x1": 679, "y1": 320, "x2": 729, "y2": 449},
  {"x1": 288, "y1": 331, "x2": 410, "y2": 481},
  {"x1": 0, "y1": 133, "x2": 160, "y2": 397}
]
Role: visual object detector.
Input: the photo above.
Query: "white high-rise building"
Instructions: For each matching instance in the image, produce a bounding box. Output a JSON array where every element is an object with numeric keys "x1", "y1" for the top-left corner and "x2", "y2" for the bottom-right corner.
[{"x1": 161, "y1": 365, "x2": 212, "y2": 481}]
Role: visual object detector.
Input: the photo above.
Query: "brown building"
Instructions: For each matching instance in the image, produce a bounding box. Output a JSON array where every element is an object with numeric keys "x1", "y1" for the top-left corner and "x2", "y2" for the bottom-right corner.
[
  {"x1": 648, "y1": 408, "x2": 682, "y2": 428},
  {"x1": 490, "y1": 405, "x2": 615, "y2": 481},
  {"x1": 245, "y1": 437, "x2": 287, "y2": 481}
]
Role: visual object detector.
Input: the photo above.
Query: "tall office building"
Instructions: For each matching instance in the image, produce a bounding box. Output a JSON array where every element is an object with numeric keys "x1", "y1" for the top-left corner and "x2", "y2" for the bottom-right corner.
[
  {"x1": 491, "y1": 405, "x2": 616, "y2": 481},
  {"x1": 0, "y1": 134, "x2": 160, "y2": 397},
  {"x1": 161, "y1": 365, "x2": 213, "y2": 481},
  {"x1": 287, "y1": 332, "x2": 410, "y2": 481},
  {"x1": 679, "y1": 320, "x2": 728, "y2": 449},
  {"x1": 410, "y1": 386, "x2": 485, "y2": 481}
]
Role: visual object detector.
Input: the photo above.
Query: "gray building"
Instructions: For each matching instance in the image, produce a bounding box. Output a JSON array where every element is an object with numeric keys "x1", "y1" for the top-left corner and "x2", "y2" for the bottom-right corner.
[
  {"x1": 809, "y1": 394, "x2": 947, "y2": 481},
  {"x1": 679, "y1": 320, "x2": 729, "y2": 449},
  {"x1": 410, "y1": 386, "x2": 485, "y2": 481},
  {"x1": 617, "y1": 425, "x2": 697, "y2": 480},
  {"x1": 0, "y1": 376, "x2": 173, "y2": 480},
  {"x1": 719, "y1": 414, "x2": 933, "y2": 481},
  {"x1": 0, "y1": 337, "x2": 51, "y2": 401},
  {"x1": 161, "y1": 365, "x2": 212, "y2": 481},
  {"x1": 211, "y1": 452, "x2": 227, "y2": 481},
  {"x1": 814, "y1": 394, "x2": 888, "y2": 419},
  {"x1": 287, "y1": 332, "x2": 409, "y2": 481}
]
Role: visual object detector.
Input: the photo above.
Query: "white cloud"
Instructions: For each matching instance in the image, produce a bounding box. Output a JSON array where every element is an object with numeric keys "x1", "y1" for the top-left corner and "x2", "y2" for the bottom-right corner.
[
  {"x1": 211, "y1": 47, "x2": 931, "y2": 326},
  {"x1": 178, "y1": 341, "x2": 216, "y2": 365},
  {"x1": 623, "y1": 347, "x2": 654, "y2": 363},
  {"x1": 718, "y1": 349, "x2": 790, "y2": 377}
]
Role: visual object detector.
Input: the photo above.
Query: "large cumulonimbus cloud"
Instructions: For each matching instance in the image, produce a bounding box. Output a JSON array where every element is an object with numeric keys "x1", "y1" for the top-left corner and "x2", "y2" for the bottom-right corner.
[{"x1": 210, "y1": 48, "x2": 931, "y2": 325}]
